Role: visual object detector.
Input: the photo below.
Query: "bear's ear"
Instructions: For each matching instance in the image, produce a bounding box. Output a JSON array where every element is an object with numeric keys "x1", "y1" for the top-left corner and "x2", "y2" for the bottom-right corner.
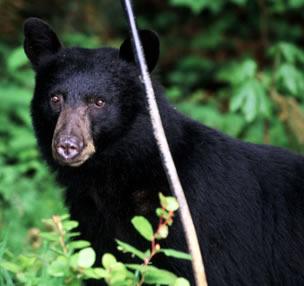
[
  {"x1": 23, "y1": 17, "x2": 62, "y2": 69},
  {"x1": 119, "y1": 30, "x2": 159, "y2": 73}
]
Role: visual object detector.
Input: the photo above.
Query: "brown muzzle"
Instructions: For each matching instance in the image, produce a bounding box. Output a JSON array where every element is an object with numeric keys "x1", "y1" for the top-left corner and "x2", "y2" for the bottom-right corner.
[{"x1": 52, "y1": 106, "x2": 95, "y2": 167}]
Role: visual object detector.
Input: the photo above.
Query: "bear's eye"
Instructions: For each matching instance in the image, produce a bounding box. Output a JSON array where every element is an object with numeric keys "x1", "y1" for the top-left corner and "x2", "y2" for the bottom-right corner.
[
  {"x1": 95, "y1": 98, "x2": 105, "y2": 108},
  {"x1": 50, "y1": 95, "x2": 62, "y2": 104}
]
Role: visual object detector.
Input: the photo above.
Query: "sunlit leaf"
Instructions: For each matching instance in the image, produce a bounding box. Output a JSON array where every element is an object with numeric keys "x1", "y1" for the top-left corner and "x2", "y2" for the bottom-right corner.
[
  {"x1": 230, "y1": 79, "x2": 269, "y2": 122},
  {"x1": 131, "y1": 216, "x2": 154, "y2": 241},
  {"x1": 169, "y1": 0, "x2": 222, "y2": 13},
  {"x1": 127, "y1": 264, "x2": 178, "y2": 285},
  {"x1": 159, "y1": 248, "x2": 192, "y2": 260},
  {"x1": 174, "y1": 277, "x2": 191, "y2": 286},
  {"x1": 102, "y1": 253, "x2": 117, "y2": 269},
  {"x1": 159, "y1": 193, "x2": 179, "y2": 212},
  {"x1": 78, "y1": 247, "x2": 96, "y2": 268},
  {"x1": 82, "y1": 268, "x2": 109, "y2": 279},
  {"x1": 116, "y1": 239, "x2": 147, "y2": 260},
  {"x1": 68, "y1": 240, "x2": 91, "y2": 250},
  {"x1": 217, "y1": 59, "x2": 257, "y2": 85},
  {"x1": 269, "y1": 42, "x2": 304, "y2": 64},
  {"x1": 0, "y1": 261, "x2": 21, "y2": 273},
  {"x1": 48, "y1": 256, "x2": 68, "y2": 277},
  {"x1": 62, "y1": 220, "x2": 79, "y2": 231},
  {"x1": 156, "y1": 225, "x2": 169, "y2": 239},
  {"x1": 275, "y1": 63, "x2": 304, "y2": 96}
]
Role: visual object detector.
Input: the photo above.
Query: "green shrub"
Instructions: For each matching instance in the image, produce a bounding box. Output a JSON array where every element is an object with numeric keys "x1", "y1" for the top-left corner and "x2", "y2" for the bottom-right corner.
[{"x1": 1, "y1": 194, "x2": 190, "y2": 286}]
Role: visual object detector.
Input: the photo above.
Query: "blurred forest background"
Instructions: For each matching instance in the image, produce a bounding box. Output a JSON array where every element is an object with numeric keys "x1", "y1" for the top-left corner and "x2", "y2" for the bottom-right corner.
[{"x1": 1, "y1": 0, "x2": 304, "y2": 280}]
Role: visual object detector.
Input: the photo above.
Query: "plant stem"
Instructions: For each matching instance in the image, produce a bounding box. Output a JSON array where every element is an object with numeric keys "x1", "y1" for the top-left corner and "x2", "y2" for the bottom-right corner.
[
  {"x1": 137, "y1": 209, "x2": 175, "y2": 286},
  {"x1": 52, "y1": 215, "x2": 68, "y2": 255}
]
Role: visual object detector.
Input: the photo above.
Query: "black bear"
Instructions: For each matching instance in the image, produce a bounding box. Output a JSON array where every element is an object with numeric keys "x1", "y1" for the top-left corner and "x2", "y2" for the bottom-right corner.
[{"x1": 24, "y1": 17, "x2": 304, "y2": 285}]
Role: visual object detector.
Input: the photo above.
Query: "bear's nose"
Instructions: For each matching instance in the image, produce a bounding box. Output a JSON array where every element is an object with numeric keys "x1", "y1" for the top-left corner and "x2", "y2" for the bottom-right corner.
[{"x1": 56, "y1": 136, "x2": 83, "y2": 160}]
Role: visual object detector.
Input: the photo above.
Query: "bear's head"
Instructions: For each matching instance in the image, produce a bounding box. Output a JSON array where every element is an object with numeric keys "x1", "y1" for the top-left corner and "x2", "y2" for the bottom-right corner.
[{"x1": 23, "y1": 18, "x2": 160, "y2": 168}]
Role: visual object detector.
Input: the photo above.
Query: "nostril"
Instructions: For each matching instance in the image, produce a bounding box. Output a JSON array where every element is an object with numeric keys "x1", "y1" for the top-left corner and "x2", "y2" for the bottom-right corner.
[{"x1": 69, "y1": 145, "x2": 77, "y2": 151}]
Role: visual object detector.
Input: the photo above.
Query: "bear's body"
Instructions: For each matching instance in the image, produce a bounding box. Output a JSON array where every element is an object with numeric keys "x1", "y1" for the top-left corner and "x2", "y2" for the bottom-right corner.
[
  {"x1": 24, "y1": 18, "x2": 304, "y2": 285},
  {"x1": 62, "y1": 118, "x2": 304, "y2": 286}
]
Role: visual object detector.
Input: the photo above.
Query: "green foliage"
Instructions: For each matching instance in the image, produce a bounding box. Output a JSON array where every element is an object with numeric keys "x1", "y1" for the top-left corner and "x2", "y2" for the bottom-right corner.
[
  {"x1": 269, "y1": 42, "x2": 304, "y2": 98},
  {"x1": 162, "y1": 0, "x2": 304, "y2": 150},
  {"x1": 169, "y1": 0, "x2": 247, "y2": 14},
  {"x1": 0, "y1": 46, "x2": 65, "y2": 254},
  {"x1": 169, "y1": 0, "x2": 222, "y2": 14},
  {"x1": 1, "y1": 195, "x2": 190, "y2": 285}
]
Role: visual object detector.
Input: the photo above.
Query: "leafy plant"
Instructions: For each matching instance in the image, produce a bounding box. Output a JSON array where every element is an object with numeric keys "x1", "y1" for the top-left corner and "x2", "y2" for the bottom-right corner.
[
  {"x1": 217, "y1": 59, "x2": 272, "y2": 122},
  {"x1": 169, "y1": 0, "x2": 247, "y2": 14},
  {"x1": 1, "y1": 194, "x2": 191, "y2": 286},
  {"x1": 0, "y1": 45, "x2": 65, "y2": 254}
]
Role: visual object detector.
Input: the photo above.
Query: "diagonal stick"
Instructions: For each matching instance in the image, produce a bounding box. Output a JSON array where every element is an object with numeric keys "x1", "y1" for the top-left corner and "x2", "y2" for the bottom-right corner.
[{"x1": 120, "y1": 1, "x2": 208, "y2": 285}]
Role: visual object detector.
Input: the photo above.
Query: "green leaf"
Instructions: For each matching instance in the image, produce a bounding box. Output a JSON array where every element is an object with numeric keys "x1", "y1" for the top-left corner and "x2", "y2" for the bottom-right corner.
[
  {"x1": 39, "y1": 232, "x2": 59, "y2": 242},
  {"x1": 0, "y1": 261, "x2": 21, "y2": 273},
  {"x1": 60, "y1": 214, "x2": 71, "y2": 220},
  {"x1": 230, "y1": 0, "x2": 247, "y2": 5},
  {"x1": 127, "y1": 264, "x2": 177, "y2": 285},
  {"x1": 156, "y1": 225, "x2": 169, "y2": 239},
  {"x1": 275, "y1": 63, "x2": 304, "y2": 96},
  {"x1": 48, "y1": 256, "x2": 68, "y2": 277},
  {"x1": 289, "y1": 0, "x2": 304, "y2": 8},
  {"x1": 63, "y1": 220, "x2": 79, "y2": 231},
  {"x1": 108, "y1": 262, "x2": 129, "y2": 285},
  {"x1": 217, "y1": 59, "x2": 257, "y2": 85},
  {"x1": 156, "y1": 207, "x2": 166, "y2": 217},
  {"x1": 70, "y1": 253, "x2": 80, "y2": 269},
  {"x1": 222, "y1": 113, "x2": 246, "y2": 137},
  {"x1": 242, "y1": 84, "x2": 258, "y2": 122},
  {"x1": 131, "y1": 216, "x2": 154, "y2": 241},
  {"x1": 174, "y1": 277, "x2": 191, "y2": 286},
  {"x1": 102, "y1": 253, "x2": 117, "y2": 269},
  {"x1": 167, "y1": 87, "x2": 183, "y2": 102},
  {"x1": 68, "y1": 240, "x2": 91, "y2": 250},
  {"x1": 144, "y1": 268, "x2": 177, "y2": 285},
  {"x1": 239, "y1": 59, "x2": 258, "y2": 79},
  {"x1": 230, "y1": 86, "x2": 247, "y2": 113},
  {"x1": 269, "y1": 42, "x2": 304, "y2": 64},
  {"x1": 116, "y1": 239, "x2": 147, "y2": 260},
  {"x1": 78, "y1": 247, "x2": 96, "y2": 268},
  {"x1": 230, "y1": 79, "x2": 268, "y2": 122},
  {"x1": 244, "y1": 120, "x2": 264, "y2": 143},
  {"x1": 269, "y1": 117, "x2": 289, "y2": 147},
  {"x1": 258, "y1": 88, "x2": 272, "y2": 118},
  {"x1": 17, "y1": 255, "x2": 36, "y2": 269},
  {"x1": 83, "y1": 268, "x2": 109, "y2": 279},
  {"x1": 159, "y1": 248, "x2": 192, "y2": 260},
  {"x1": 169, "y1": 0, "x2": 210, "y2": 13},
  {"x1": 159, "y1": 193, "x2": 179, "y2": 211}
]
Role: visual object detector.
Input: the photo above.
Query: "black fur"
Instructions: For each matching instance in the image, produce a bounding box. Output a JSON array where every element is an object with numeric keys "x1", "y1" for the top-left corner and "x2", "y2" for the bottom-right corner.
[
  {"x1": 24, "y1": 18, "x2": 304, "y2": 285},
  {"x1": 119, "y1": 29, "x2": 160, "y2": 72}
]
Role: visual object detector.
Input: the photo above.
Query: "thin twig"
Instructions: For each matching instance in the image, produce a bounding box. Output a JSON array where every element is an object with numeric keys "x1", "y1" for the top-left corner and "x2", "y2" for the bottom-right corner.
[
  {"x1": 137, "y1": 209, "x2": 174, "y2": 286},
  {"x1": 120, "y1": 1, "x2": 208, "y2": 285},
  {"x1": 52, "y1": 215, "x2": 68, "y2": 255}
]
